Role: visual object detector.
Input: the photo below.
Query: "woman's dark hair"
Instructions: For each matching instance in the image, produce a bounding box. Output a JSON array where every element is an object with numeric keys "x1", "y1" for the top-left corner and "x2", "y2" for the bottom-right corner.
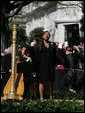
[{"x1": 43, "y1": 31, "x2": 50, "y2": 37}]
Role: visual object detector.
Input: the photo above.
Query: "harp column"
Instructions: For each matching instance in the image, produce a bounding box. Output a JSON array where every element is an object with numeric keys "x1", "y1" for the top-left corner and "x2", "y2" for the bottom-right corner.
[{"x1": 8, "y1": 24, "x2": 18, "y2": 99}]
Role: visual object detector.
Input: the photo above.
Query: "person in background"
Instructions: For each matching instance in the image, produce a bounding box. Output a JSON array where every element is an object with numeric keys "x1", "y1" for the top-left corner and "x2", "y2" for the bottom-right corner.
[
  {"x1": 1, "y1": 50, "x2": 5, "y2": 95},
  {"x1": 55, "y1": 41, "x2": 59, "y2": 49},
  {"x1": 1, "y1": 50, "x2": 5, "y2": 71},
  {"x1": 73, "y1": 44, "x2": 84, "y2": 69},
  {"x1": 62, "y1": 43, "x2": 66, "y2": 50},
  {"x1": 25, "y1": 41, "x2": 30, "y2": 49},
  {"x1": 23, "y1": 49, "x2": 37, "y2": 100},
  {"x1": 23, "y1": 50, "x2": 32, "y2": 63},
  {"x1": 1, "y1": 48, "x2": 12, "y2": 95},
  {"x1": 30, "y1": 38, "x2": 37, "y2": 47},
  {"x1": 65, "y1": 46, "x2": 74, "y2": 69}
]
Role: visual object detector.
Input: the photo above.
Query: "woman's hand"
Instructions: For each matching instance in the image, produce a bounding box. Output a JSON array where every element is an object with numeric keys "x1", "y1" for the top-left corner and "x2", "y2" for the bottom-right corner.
[
  {"x1": 44, "y1": 40, "x2": 49, "y2": 48},
  {"x1": 66, "y1": 51, "x2": 72, "y2": 55}
]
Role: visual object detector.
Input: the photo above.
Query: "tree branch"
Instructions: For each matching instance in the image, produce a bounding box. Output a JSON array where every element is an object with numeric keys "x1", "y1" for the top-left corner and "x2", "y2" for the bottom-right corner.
[
  {"x1": 57, "y1": 1, "x2": 83, "y2": 8},
  {"x1": 9, "y1": 1, "x2": 27, "y2": 11},
  {"x1": 6, "y1": 1, "x2": 33, "y2": 18}
]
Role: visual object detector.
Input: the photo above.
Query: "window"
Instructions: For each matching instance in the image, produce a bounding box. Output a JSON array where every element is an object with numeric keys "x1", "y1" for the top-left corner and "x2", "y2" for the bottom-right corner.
[{"x1": 65, "y1": 24, "x2": 80, "y2": 46}]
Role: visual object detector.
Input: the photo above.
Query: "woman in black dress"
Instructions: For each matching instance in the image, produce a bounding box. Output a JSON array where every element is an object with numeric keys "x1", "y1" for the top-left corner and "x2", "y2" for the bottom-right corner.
[{"x1": 39, "y1": 31, "x2": 56, "y2": 101}]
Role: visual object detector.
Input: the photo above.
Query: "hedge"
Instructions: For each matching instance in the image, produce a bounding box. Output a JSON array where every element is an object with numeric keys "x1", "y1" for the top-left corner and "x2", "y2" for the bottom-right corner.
[
  {"x1": 1, "y1": 89, "x2": 84, "y2": 112},
  {"x1": 1, "y1": 100, "x2": 84, "y2": 112}
]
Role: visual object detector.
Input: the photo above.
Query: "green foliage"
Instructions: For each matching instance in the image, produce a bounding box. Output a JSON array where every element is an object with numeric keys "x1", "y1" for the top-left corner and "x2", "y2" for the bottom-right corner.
[
  {"x1": 80, "y1": 1, "x2": 84, "y2": 32},
  {"x1": 17, "y1": 26, "x2": 29, "y2": 47},
  {"x1": 1, "y1": 90, "x2": 84, "y2": 112},
  {"x1": 29, "y1": 88, "x2": 84, "y2": 100},
  {"x1": 80, "y1": 36, "x2": 84, "y2": 43},
  {"x1": 25, "y1": 88, "x2": 84, "y2": 101},
  {"x1": 1, "y1": 100, "x2": 84, "y2": 112},
  {"x1": 80, "y1": 17, "x2": 84, "y2": 32},
  {"x1": 8, "y1": 25, "x2": 29, "y2": 48},
  {"x1": 8, "y1": 25, "x2": 12, "y2": 46},
  {"x1": 28, "y1": 27, "x2": 44, "y2": 43},
  {"x1": 53, "y1": 89, "x2": 84, "y2": 100}
]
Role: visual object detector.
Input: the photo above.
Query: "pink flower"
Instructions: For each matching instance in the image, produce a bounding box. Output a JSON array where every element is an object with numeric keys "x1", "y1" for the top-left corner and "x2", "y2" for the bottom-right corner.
[
  {"x1": 60, "y1": 65, "x2": 64, "y2": 70},
  {"x1": 77, "y1": 45, "x2": 82, "y2": 48},
  {"x1": 22, "y1": 47, "x2": 26, "y2": 51},
  {"x1": 55, "y1": 65, "x2": 64, "y2": 70},
  {"x1": 55, "y1": 67, "x2": 59, "y2": 70}
]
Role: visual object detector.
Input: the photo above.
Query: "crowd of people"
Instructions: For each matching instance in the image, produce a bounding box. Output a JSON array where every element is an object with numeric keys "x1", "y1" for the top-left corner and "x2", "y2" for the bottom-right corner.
[
  {"x1": 1, "y1": 31, "x2": 84, "y2": 101},
  {"x1": 1, "y1": 45, "x2": 12, "y2": 95}
]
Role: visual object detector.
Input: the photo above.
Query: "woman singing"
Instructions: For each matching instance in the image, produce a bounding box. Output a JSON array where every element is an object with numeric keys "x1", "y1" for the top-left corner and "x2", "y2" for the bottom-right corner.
[{"x1": 39, "y1": 31, "x2": 56, "y2": 102}]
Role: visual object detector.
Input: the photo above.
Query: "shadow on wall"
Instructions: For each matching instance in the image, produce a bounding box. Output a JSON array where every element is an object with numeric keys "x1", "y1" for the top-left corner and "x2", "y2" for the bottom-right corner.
[{"x1": 26, "y1": 2, "x2": 57, "y2": 21}]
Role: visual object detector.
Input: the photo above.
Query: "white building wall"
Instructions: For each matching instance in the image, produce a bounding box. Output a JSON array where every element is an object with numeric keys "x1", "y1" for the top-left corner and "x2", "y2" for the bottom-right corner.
[
  {"x1": 57, "y1": 24, "x2": 65, "y2": 43},
  {"x1": 21, "y1": 1, "x2": 83, "y2": 42}
]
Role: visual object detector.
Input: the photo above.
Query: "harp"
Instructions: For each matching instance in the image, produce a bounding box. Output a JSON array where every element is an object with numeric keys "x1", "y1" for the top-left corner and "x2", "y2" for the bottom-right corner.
[
  {"x1": 1, "y1": 24, "x2": 24, "y2": 101},
  {"x1": 2, "y1": 57, "x2": 24, "y2": 100}
]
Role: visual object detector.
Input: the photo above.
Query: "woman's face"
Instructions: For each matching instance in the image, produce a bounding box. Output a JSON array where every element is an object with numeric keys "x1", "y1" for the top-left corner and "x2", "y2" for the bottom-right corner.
[
  {"x1": 43, "y1": 32, "x2": 50, "y2": 41},
  {"x1": 66, "y1": 47, "x2": 71, "y2": 51}
]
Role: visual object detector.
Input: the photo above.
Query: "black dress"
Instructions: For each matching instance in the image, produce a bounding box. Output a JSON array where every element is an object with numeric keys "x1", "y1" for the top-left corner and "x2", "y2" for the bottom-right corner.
[{"x1": 39, "y1": 41, "x2": 56, "y2": 83}]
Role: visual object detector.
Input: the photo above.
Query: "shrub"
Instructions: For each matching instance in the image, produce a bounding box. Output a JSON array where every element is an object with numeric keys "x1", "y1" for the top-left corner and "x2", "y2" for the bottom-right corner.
[
  {"x1": 28, "y1": 27, "x2": 44, "y2": 43},
  {"x1": 1, "y1": 100, "x2": 84, "y2": 112},
  {"x1": 1, "y1": 90, "x2": 84, "y2": 112}
]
